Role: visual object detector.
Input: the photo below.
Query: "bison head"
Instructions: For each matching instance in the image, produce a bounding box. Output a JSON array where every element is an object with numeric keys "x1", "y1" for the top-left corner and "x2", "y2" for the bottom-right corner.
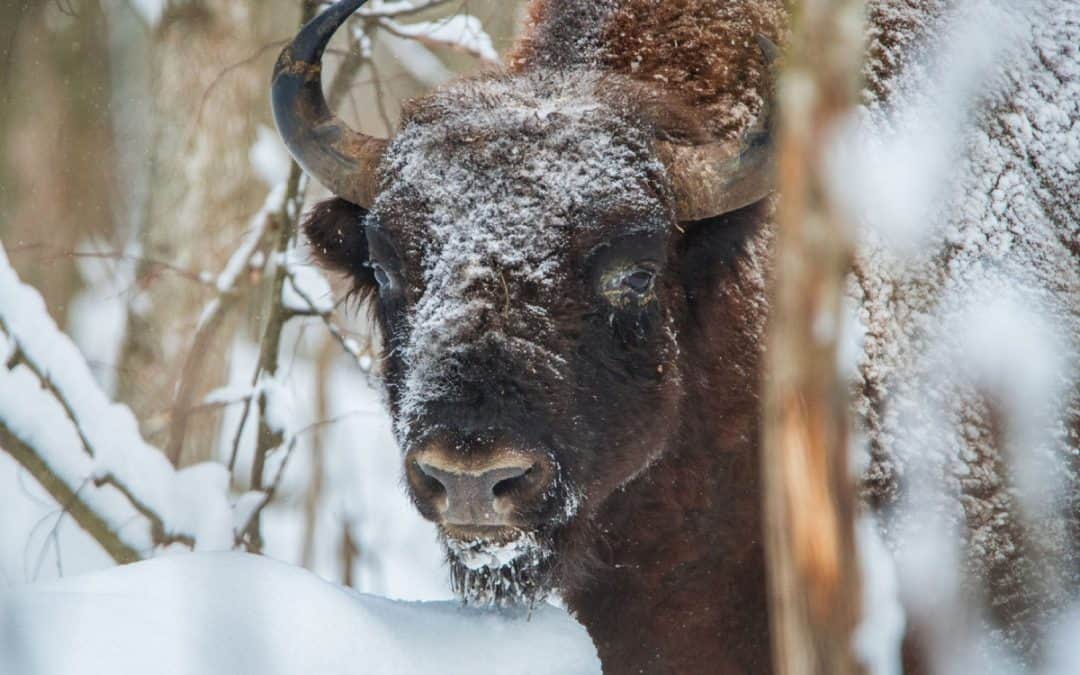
[{"x1": 272, "y1": 0, "x2": 774, "y2": 606}]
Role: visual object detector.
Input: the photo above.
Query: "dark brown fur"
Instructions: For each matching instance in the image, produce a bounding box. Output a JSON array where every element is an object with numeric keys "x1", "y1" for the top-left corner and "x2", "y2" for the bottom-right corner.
[{"x1": 563, "y1": 203, "x2": 775, "y2": 674}]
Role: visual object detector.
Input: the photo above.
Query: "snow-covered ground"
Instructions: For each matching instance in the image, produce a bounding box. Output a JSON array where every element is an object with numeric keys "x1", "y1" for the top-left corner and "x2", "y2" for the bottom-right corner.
[{"x1": 0, "y1": 552, "x2": 601, "y2": 675}]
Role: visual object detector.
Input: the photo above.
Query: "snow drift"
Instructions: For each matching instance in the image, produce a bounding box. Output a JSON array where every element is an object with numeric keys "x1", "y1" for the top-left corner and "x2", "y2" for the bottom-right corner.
[{"x1": 0, "y1": 553, "x2": 601, "y2": 675}]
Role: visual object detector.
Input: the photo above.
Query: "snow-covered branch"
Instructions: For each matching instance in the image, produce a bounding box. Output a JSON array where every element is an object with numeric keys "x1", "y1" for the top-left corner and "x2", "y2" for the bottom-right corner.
[
  {"x1": 0, "y1": 243, "x2": 235, "y2": 558},
  {"x1": 0, "y1": 425, "x2": 141, "y2": 565}
]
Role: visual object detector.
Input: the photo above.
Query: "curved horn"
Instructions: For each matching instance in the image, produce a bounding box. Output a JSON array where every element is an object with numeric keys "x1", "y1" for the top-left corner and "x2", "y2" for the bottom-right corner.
[
  {"x1": 660, "y1": 35, "x2": 779, "y2": 222},
  {"x1": 272, "y1": 0, "x2": 387, "y2": 208}
]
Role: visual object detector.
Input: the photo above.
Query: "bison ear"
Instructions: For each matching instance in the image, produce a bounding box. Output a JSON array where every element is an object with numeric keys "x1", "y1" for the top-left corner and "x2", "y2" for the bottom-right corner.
[
  {"x1": 675, "y1": 199, "x2": 767, "y2": 300},
  {"x1": 302, "y1": 197, "x2": 377, "y2": 298}
]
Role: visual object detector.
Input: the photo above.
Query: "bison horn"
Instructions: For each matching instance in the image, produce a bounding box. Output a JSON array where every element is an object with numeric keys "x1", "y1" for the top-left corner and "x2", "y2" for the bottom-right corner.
[
  {"x1": 659, "y1": 35, "x2": 779, "y2": 222},
  {"x1": 272, "y1": 0, "x2": 386, "y2": 208}
]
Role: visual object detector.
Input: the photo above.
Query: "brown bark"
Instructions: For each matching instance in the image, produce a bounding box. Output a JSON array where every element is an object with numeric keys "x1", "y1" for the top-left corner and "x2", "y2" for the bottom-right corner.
[{"x1": 761, "y1": 0, "x2": 867, "y2": 673}]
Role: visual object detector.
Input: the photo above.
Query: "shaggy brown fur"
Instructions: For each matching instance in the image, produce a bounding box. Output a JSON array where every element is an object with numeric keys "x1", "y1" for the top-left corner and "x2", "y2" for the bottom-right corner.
[{"x1": 511, "y1": 0, "x2": 786, "y2": 140}]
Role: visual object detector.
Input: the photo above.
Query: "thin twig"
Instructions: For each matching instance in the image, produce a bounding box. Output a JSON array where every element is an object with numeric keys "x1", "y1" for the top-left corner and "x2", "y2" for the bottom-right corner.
[
  {"x1": 30, "y1": 477, "x2": 88, "y2": 582},
  {"x1": 376, "y1": 16, "x2": 497, "y2": 63},
  {"x1": 368, "y1": 53, "x2": 396, "y2": 135},
  {"x1": 283, "y1": 266, "x2": 370, "y2": 368},
  {"x1": 7, "y1": 244, "x2": 215, "y2": 289},
  {"x1": 227, "y1": 375, "x2": 258, "y2": 474},
  {"x1": 166, "y1": 210, "x2": 274, "y2": 464},
  {"x1": 245, "y1": 4, "x2": 372, "y2": 548},
  {"x1": 236, "y1": 433, "x2": 299, "y2": 551}
]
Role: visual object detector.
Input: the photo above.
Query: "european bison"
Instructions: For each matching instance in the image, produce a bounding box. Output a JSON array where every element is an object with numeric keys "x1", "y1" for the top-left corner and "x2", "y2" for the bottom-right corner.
[{"x1": 271, "y1": 0, "x2": 1079, "y2": 672}]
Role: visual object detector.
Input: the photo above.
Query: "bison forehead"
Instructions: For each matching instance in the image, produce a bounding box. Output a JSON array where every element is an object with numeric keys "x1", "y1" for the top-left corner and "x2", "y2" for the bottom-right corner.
[
  {"x1": 373, "y1": 76, "x2": 672, "y2": 439},
  {"x1": 379, "y1": 74, "x2": 670, "y2": 243}
]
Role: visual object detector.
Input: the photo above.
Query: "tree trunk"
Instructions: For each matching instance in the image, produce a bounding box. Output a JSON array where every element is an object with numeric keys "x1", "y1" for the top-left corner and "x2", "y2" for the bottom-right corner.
[
  {"x1": 761, "y1": 0, "x2": 867, "y2": 673},
  {"x1": 113, "y1": 0, "x2": 293, "y2": 464},
  {"x1": 0, "y1": 0, "x2": 115, "y2": 324}
]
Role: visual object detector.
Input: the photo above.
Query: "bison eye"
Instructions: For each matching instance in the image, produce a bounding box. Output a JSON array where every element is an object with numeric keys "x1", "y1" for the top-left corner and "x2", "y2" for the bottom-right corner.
[
  {"x1": 599, "y1": 263, "x2": 659, "y2": 305},
  {"x1": 623, "y1": 269, "x2": 655, "y2": 294}
]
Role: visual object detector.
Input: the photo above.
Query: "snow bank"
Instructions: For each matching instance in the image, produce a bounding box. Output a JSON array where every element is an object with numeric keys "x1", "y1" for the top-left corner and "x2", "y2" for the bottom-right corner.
[{"x1": 0, "y1": 552, "x2": 601, "y2": 675}]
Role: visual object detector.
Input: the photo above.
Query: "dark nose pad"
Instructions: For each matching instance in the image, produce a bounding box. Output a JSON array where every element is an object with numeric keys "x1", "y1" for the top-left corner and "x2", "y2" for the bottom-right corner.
[{"x1": 411, "y1": 452, "x2": 540, "y2": 526}]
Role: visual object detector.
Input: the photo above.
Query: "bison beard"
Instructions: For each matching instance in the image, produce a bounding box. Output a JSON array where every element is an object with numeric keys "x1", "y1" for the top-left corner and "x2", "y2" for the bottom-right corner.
[
  {"x1": 442, "y1": 479, "x2": 582, "y2": 608},
  {"x1": 444, "y1": 529, "x2": 557, "y2": 608}
]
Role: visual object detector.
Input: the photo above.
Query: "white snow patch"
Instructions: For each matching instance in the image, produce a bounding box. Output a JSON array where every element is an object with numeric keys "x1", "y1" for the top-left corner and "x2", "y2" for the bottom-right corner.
[
  {"x1": 447, "y1": 531, "x2": 544, "y2": 571},
  {"x1": 853, "y1": 516, "x2": 905, "y2": 675},
  {"x1": 259, "y1": 371, "x2": 298, "y2": 441},
  {"x1": 127, "y1": 0, "x2": 165, "y2": 27},
  {"x1": 0, "y1": 553, "x2": 601, "y2": 675},
  {"x1": 1043, "y1": 606, "x2": 1080, "y2": 675},
  {"x1": 249, "y1": 125, "x2": 292, "y2": 187}
]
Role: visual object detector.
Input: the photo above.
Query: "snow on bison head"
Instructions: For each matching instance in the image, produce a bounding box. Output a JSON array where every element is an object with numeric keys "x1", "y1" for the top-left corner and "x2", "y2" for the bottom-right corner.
[{"x1": 272, "y1": 0, "x2": 776, "y2": 606}]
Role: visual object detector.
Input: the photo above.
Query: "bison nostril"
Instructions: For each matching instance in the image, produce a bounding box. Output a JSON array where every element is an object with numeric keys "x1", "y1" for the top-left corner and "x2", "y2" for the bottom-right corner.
[
  {"x1": 492, "y1": 465, "x2": 533, "y2": 498},
  {"x1": 414, "y1": 461, "x2": 448, "y2": 497}
]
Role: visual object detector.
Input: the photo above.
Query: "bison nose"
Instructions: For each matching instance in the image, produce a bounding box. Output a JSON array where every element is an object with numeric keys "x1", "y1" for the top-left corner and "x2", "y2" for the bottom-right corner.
[{"x1": 407, "y1": 450, "x2": 550, "y2": 526}]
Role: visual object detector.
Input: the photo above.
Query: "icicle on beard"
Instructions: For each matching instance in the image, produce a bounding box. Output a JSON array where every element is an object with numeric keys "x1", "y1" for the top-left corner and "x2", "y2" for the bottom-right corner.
[{"x1": 443, "y1": 530, "x2": 557, "y2": 609}]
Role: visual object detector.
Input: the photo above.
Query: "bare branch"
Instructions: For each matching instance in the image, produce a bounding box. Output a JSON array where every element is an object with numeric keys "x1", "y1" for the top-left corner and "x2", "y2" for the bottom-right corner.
[
  {"x1": 236, "y1": 433, "x2": 300, "y2": 551},
  {"x1": 367, "y1": 54, "x2": 396, "y2": 136},
  {"x1": 244, "y1": 4, "x2": 374, "y2": 549},
  {"x1": 3, "y1": 330, "x2": 192, "y2": 552},
  {"x1": 376, "y1": 16, "x2": 498, "y2": 63},
  {"x1": 283, "y1": 265, "x2": 371, "y2": 368},
  {"x1": 187, "y1": 38, "x2": 290, "y2": 149},
  {"x1": 166, "y1": 205, "x2": 275, "y2": 464},
  {"x1": 1, "y1": 245, "x2": 230, "y2": 556},
  {"x1": 92, "y1": 474, "x2": 195, "y2": 549},
  {"x1": 5, "y1": 244, "x2": 215, "y2": 289}
]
